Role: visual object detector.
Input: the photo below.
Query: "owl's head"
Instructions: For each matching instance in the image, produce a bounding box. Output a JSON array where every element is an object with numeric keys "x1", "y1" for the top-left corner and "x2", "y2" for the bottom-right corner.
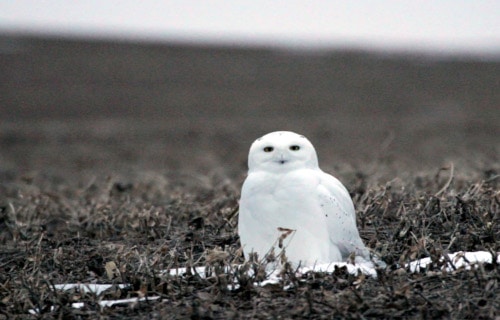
[{"x1": 248, "y1": 131, "x2": 319, "y2": 173}]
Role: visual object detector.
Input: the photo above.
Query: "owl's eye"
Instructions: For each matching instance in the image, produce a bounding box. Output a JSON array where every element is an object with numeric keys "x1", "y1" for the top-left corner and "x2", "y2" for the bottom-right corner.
[
  {"x1": 289, "y1": 145, "x2": 300, "y2": 151},
  {"x1": 263, "y1": 146, "x2": 274, "y2": 152}
]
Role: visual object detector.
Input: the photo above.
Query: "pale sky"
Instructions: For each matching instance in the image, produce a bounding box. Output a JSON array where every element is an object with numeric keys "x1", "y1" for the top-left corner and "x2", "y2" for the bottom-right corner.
[{"x1": 1, "y1": 0, "x2": 499, "y2": 56}]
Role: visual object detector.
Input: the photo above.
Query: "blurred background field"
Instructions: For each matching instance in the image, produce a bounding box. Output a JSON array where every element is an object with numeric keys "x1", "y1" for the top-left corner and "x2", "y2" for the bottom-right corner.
[{"x1": 1, "y1": 34, "x2": 498, "y2": 183}]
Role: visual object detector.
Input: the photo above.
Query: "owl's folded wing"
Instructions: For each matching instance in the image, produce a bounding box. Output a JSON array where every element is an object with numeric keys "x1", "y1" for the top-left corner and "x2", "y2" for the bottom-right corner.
[{"x1": 316, "y1": 170, "x2": 370, "y2": 260}]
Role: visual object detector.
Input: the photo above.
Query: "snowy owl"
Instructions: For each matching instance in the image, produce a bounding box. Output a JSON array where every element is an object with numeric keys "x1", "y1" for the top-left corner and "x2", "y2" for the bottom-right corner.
[{"x1": 238, "y1": 131, "x2": 371, "y2": 267}]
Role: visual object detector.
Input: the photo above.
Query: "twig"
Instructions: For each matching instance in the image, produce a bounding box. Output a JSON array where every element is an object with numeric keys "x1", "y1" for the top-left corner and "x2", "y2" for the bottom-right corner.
[
  {"x1": 435, "y1": 163, "x2": 454, "y2": 197},
  {"x1": 484, "y1": 174, "x2": 499, "y2": 183},
  {"x1": 226, "y1": 205, "x2": 239, "y2": 221}
]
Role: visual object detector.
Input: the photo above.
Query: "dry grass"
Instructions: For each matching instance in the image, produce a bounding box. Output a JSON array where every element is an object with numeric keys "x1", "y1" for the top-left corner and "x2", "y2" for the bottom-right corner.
[{"x1": 0, "y1": 157, "x2": 498, "y2": 319}]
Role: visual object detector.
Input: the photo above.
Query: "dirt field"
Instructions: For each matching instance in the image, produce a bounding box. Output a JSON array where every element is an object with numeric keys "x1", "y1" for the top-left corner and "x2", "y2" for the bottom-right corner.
[{"x1": 0, "y1": 34, "x2": 499, "y2": 318}]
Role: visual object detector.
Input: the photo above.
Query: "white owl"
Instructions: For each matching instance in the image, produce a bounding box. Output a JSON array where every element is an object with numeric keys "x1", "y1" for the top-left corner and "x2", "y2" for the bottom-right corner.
[{"x1": 238, "y1": 131, "x2": 372, "y2": 267}]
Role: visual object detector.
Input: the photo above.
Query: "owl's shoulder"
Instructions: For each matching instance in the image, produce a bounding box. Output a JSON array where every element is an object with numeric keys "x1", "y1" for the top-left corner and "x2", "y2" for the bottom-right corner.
[{"x1": 316, "y1": 170, "x2": 350, "y2": 196}]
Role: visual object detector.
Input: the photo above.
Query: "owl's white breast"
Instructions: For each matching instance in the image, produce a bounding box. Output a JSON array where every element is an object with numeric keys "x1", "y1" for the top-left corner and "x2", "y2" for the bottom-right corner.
[
  {"x1": 241, "y1": 169, "x2": 321, "y2": 221},
  {"x1": 239, "y1": 168, "x2": 331, "y2": 265}
]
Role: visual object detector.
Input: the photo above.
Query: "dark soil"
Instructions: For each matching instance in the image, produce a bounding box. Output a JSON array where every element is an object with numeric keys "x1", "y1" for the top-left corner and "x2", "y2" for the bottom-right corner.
[{"x1": 0, "y1": 34, "x2": 499, "y2": 319}]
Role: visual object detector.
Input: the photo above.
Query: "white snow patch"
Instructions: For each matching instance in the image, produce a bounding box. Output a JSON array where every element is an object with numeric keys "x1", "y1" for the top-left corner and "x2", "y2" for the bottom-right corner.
[{"x1": 407, "y1": 251, "x2": 498, "y2": 273}]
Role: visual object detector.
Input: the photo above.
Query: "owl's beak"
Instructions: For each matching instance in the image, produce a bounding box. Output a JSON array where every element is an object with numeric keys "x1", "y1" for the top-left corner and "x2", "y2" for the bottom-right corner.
[{"x1": 278, "y1": 153, "x2": 287, "y2": 164}]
